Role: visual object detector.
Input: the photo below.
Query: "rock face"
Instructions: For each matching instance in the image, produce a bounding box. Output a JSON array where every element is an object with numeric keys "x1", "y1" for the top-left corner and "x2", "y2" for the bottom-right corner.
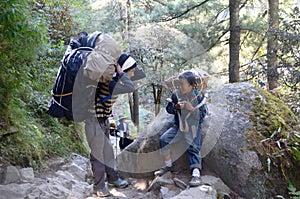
[
  {"x1": 117, "y1": 111, "x2": 175, "y2": 178},
  {"x1": 117, "y1": 82, "x2": 299, "y2": 198},
  {"x1": 203, "y1": 83, "x2": 264, "y2": 198},
  {"x1": 0, "y1": 154, "x2": 93, "y2": 199},
  {"x1": 0, "y1": 154, "x2": 230, "y2": 199}
]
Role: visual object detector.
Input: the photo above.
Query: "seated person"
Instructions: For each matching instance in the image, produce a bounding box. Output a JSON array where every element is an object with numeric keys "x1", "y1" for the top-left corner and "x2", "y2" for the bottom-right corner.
[{"x1": 154, "y1": 71, "x2": 207, "y2": 187}]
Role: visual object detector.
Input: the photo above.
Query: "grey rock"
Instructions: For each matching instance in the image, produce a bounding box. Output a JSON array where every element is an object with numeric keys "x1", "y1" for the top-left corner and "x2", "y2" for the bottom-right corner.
[
  {"x1": 171, "y1": 185, "x2": 217, "y2": 199},
  {"x1": 2, "y1": 166, "x2": 21, "y2": 184},
  {"x1": 0, "y1": 183, "x2": 32, "y2": 199},
  {"x1": 19, "y1": 167, "x2": 34, "y2": 182},
  {"x1": 117, "y1": 82, "x2": 294, "y2": 198},
  {"x1": 0, "y1": 155, "x2": 93, "y2": 199},
  {"x1": 161, "y1": 186, "x2": 179, "y2": 199},
  {"x1": 204, "y1": 83, "x2": 265, "y2": 198}
]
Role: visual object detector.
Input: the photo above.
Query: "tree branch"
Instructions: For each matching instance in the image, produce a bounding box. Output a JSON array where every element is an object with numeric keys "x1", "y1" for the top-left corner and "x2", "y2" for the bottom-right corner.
[{"x1": 154, "y1": 0, "x2": 211, "y2": 22}]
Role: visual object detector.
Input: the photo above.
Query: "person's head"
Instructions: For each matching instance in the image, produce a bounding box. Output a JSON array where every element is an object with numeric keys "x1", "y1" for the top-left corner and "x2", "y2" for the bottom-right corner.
[
  {"x1": 109, "y1": 120, "x2": 117, "y2": 135},
  {"x1": 77, "y1": 31, "x2": 88, "y2": 39},
  {"x1": 118, "y1": 54, "x2": 137, "y2": 78},
  {"x1": 119, "y1": 114, "x2": 127, "y2": 122},
  {"x1": 178, "y1": 71, "x2": 196, "y2": 94},
  {"x1": 77, "y1": 31, "x2": 88, "y2": 46}
]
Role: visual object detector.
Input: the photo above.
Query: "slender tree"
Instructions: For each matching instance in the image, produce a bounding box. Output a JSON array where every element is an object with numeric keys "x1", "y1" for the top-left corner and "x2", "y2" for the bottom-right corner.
[
  {"x1": 124, "y1": 0, "x2": 140, "y2": 130},
  {"x1": 229, "y1": 0, "x2": 241, "y2": 83},
  {"x1": 267, "y1": 0, "x2": 279, "y2": 90},
  {"x1": 152, "y1": 83, "x2": 163, "y2": 116}
]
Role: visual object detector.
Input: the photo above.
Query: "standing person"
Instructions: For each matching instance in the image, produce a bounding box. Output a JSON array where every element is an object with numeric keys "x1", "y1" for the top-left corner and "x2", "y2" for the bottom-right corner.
[
  {"x1": 85, "y1": 53, "x2": 141, "y2": 197},
  {"x1": 154, "y1": 71, "x2": 207, "y2": 187},
  {"x1": 117, "y1": 114, "x2": 134, "y2": 150}
]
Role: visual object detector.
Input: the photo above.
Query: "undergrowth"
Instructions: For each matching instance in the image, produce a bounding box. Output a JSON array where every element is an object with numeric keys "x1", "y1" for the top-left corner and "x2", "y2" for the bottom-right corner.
[
  {"x1": 0, "y1": 45, "x2": 89, "y2": 169},
  {"x1": 246, "y1": 86, "x2": 300, "y2": 196}
]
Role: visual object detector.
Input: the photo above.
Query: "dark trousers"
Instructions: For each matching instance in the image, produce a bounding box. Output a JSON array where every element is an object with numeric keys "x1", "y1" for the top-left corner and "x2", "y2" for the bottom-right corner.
[
  {"x1": 85, "y1": 117, "x2": 118, "y2": 189},
  {"x1": 119, "y1": 137, "x2": 134, "y2": 150}
]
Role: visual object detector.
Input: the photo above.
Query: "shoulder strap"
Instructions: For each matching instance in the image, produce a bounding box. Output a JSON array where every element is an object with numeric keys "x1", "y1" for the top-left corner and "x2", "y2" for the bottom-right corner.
[
  {"x1": 178, "y1": 93, "x2": 207, "y2": 133},
  {"x1": 97, "y1": 95, "x2": 112, "y2": 104},
  {"x1": 86, "y1": 31, "x2": 102, "y2": 48}
]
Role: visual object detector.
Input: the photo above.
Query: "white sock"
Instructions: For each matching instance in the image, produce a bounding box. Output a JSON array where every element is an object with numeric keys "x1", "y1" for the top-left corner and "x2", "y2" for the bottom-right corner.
[
  {"x1": 165, "y1": 159, "x2": 172, "y2": 168},
  {"x1": 192, "y1": 168, "x2": 200, "y2": 177}
]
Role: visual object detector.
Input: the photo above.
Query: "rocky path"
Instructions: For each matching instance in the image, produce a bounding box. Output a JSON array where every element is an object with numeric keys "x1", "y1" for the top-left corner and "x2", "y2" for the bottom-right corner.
[{"x1": 0, "y1": 153, "x2": 241, "y2": 199}]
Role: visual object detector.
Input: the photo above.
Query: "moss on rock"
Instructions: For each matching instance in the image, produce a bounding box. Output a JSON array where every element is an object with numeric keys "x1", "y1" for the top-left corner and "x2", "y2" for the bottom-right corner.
[{"x1": 247, "y1": 86, "x2": 300, "y2": 191}]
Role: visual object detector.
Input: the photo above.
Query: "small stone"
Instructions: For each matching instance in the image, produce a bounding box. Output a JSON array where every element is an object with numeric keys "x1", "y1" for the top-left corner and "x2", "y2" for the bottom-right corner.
[{"x1": 20, "y1": 167, "x2": 35, "y2": 182}]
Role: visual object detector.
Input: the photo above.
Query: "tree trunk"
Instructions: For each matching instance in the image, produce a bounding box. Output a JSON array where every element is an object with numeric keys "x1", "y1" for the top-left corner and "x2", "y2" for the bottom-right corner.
[
  {"x1": 133, "y1": 90, "x2": 139, "y2": 131},
  {"x1": 128, "y1": 93, "x2": 134, "y2": 120},
  {"x1": 125, "y1": 0, "x2": 140, "y2": 129},
  {"x1": 152, "y1": 84, "x2": 163, "y2": 116},
  {"x1": 126, "y1": 0, "x2": 132, "y2": 38},
  {"x1": 267, "y1": 0, "x2": 279, "y2": 90},
  {"x1": 229, "y1": 0, "x2": 241, "y2": 83}
]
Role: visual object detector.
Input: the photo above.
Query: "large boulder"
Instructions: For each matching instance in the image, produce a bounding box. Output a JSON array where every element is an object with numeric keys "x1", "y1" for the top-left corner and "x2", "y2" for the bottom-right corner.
[{"x1": 117, "y1": 82, "x2": 300, "y2": 198}]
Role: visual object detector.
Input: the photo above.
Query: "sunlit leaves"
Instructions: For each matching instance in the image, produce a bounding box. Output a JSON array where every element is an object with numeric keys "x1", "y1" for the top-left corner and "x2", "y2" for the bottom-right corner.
[{"x1": 0, "y1": 0, "x2": 48, "y2": 124}]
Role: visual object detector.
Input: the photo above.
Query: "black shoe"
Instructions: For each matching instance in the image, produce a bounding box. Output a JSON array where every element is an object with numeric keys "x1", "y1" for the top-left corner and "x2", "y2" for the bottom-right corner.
[
  {"x1": 108, "y1": 178, "x2": 129, "y2": 188},
  {"x1": 94, "y1": 186, "x2": 111, "y2": 197},
  {"x1": 189, "y1": 176, "x2": 202, "y2": 187},
  {"x1": 154, "y1": 166, "x2": 173, "y2": 176}
]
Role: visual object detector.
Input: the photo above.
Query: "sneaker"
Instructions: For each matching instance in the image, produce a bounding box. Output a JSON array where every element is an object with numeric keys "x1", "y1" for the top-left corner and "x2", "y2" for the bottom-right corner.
[
  {"x1": 108, "y1": 178, "x2": 129, "y2": 188},
  {"x1": 154, "y1": 166, "x2": 173, "y2": 176},
  {"x1": 189, "y1": 176, "x2": 202, "y2": 187},
  {"x1": 94, "y1": 186, "x2": 111, "y2": 197}
]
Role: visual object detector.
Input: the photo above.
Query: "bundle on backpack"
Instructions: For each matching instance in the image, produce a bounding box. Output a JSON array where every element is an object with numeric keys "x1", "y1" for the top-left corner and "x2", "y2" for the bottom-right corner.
[
  {"x1": 164, "y1": 69, "x2": 210, "y2": 93},
  {"x1": 47, "y1": 31, "x2": 121, "y2": 122}
]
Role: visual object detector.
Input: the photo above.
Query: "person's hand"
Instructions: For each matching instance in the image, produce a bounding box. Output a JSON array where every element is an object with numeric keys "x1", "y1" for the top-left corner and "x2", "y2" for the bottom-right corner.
[
  {"x1": 184, "y1": 101, "x2": 195, "y2": 112},
  {"x1": 115, "y1": 63, "x2": 123, "y2": 75},
  {"x1": 175, "y1": 101, "x2": 186, "y2": 109}
]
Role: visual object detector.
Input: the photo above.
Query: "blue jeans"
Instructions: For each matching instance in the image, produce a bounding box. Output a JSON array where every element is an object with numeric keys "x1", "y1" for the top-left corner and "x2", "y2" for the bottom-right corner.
[{"x1": 159, "y1": 124, "x2": 202, "y2": 169}]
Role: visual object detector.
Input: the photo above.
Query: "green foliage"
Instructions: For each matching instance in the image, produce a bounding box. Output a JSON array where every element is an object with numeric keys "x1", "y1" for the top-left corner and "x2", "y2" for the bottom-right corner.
[
  {"x1": 288, "y1": 183, "x2": 300, "y2": 199},
  {"x1": 179, "y1": 2, "x2": 229, "y2": 51},
  {"x1": 0, "y1": 0, "x2": 89, "y2": 168},
  {"x1": 0, "y1": 111, "x2": 88, "y2": 168},
  {"x1": 276, "y1": 7, "x2": 300, "y2": 118},
  {"x1": 242, "y1": 5, "x2": 300, "y2": 119},
  {"x1": 276, "y1": 7, "x2": 300, "y2": 89},
  {"x1": 46, "y1": 1, "x2": 78, "y2": 44},
  {"x1": 0, "y1": 0, "x2": 47, "y2": 54},
  {"x1": 70, "y1": 0, "x2": 125, "y2": 35},
  {"x1": 31, "y1": 0, "x2": 80, "y2": 45},
  {"x1": 0, "y1": 0, "x2": 47, "y2": 127},
  {"x1": 0, "y1": 43, "x2": 88, "y2": 168}
]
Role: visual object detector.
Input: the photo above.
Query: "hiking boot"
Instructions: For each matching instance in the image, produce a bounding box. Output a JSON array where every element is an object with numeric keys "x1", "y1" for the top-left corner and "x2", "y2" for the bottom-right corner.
[
  {"x1": 154, "y1": 166, "x2": 173, "y2": 176},
  {"x1": 94, "y1": 186, "x2": 111, "y2": 197},
  {"x1": 189, "y1": 176, "x2": 202, "y2": 187},
  {"x1": 108, "y1": 178, "x2": 129, "y2": 188}
]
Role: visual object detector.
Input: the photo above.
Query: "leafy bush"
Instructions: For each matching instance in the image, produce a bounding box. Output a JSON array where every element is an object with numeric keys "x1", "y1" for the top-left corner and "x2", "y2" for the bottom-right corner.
[
  {"x1": 0, "y1": 0, "x2": 89, "y2": 168},
  {"x1": 288, "y1": 183, "x2": 300, "y2": 199}
]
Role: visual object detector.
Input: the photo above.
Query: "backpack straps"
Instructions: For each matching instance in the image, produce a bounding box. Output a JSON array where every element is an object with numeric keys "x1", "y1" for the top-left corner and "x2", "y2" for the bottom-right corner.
[
  {"x1": 86, "y1": 31, "x2": 102, "y2": 48},
  {"x1": 97, "y1": 95, "x2": 112, "y2": 104},
  {"x1": 178, "y1": 92, "x2": 207, "y2": 133}
]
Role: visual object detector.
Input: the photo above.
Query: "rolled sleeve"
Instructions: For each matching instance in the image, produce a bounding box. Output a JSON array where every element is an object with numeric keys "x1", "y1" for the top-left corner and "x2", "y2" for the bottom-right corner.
[{"x1": 109, "y1": 73, "x2": 135, "y2": 95}]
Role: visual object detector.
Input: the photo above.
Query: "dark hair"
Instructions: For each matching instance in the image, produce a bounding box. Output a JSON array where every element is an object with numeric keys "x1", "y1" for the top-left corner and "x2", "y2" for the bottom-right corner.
[
  {"x1": 77, "y1": 31, "x2": 88, "y2": 38},
  {"x1": 178, "y1": 71, "x2": 196, "y2": 86}
]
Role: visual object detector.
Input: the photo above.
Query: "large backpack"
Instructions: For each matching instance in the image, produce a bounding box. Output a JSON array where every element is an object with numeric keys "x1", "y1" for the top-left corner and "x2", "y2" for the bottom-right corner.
[{"x1": 47, "y1": 31, "x2": 121, "y2": 122}]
